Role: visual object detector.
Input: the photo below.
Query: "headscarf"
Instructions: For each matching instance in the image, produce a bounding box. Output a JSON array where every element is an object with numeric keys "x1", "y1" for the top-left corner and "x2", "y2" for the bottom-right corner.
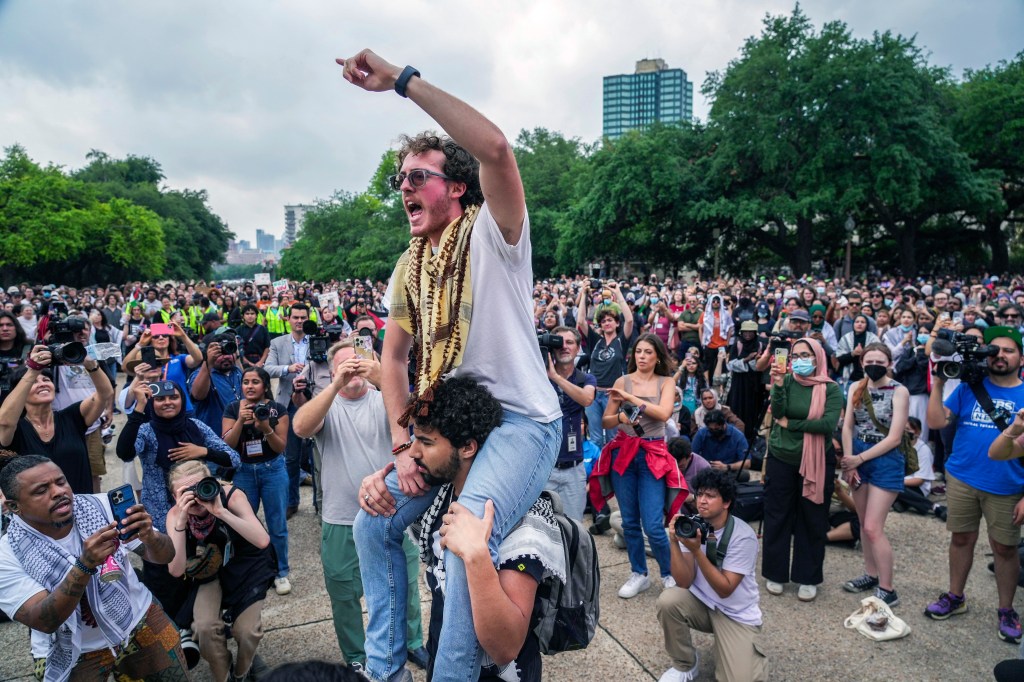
[
  {"x1": 809, "y1": 304, "x2": 827, "y2": 330},
  {"x1": 701, "y1": 294, "x2": 734, "y2": 346},
  {"x1": 149, "y1": 381, "x2": 206, "y2": 471},
  {"x1": 851, "y1": 314, "x2": 870, "y2": 349},
  {"x1": 792, "y1": 337, "x2": 835, "y2": 504}
]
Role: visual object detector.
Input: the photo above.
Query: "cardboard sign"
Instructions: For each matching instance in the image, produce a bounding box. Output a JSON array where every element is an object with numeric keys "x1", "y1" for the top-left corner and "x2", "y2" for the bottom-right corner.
[
  {"x1": 86, "y1": 343, "x2": 123, "y2": 362},
  {"x1": 254, "y1": 273, "x2": 271, "y2": 285},
  {"x1": 272, "y1": 279, "x2": 289, "y2": 294},
  {"x1": 317, "y1": 291, "x2": 339, "y2": 311}
]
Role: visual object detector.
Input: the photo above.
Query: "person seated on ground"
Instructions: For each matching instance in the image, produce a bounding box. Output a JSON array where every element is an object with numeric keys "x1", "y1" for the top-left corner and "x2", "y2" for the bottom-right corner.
[
  {"x1": 0, "y1": 456, "x2": 187, "y2": 681},
  {"x1": 360, "y1": 377, "x2": 566, "y2": 682},
  {"x1": 657, "y1": 468, "x2": 768, "y2": 682},
  {"x1": 892, "y1": 416, "x2": 946, "y2": 520},
  {"x1": 691, "y1": 410, "x2": 751, "y2": 482},
  {"x1": 693, "y1": 388, "x2": 745, "y2": 435},
  {"x1": 827, "y1": 477, "x2": 861, "y2": 548},
  {"x1": 166, "y1": 461, "x2": 276, "y2": 682}
]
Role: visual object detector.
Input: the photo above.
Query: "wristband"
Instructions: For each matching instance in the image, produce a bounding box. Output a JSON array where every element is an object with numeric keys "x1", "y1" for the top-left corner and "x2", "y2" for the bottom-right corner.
[
  {"x1": 638, "y1": 403, "x2": 647, "y2": 414},
  {"x1": 87, "y1": 365, "x2": 99, "y2": 373},
  {"x1": 74, "y1": 557, "x2": 98, "y2": 575},
  {"x1": 394, "y1": 65, "x2": 420, "y2": 98},
  {"x1": 392, "y1": 441, "x2": 413, "y2": 456},
  {"x1": 174, "y1": 526, "x2": 187, "y2": 533},
  {"x1": 26, "y1": 358, "x2": 46, "y2": 371}
]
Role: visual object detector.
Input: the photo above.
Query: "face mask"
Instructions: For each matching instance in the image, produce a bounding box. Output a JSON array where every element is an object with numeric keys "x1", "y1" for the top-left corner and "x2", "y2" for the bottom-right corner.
[
  {"x1": 917, "y1": 333, "x2": 930, "y2": 345},
  {"x1": 602, "y1": 298, "x2": 611, "y2": 306},
  {"x1": 898, "y1": 324, "x2": 913, "y2": 333},
  {"x1": 650, "y1": 297, "x2": 659, "y2": 305},
  {"x1": 792, "y1": 358, "x2": 815, "y2": 376},
  {"x1": 863, "y1": 364, "x2": 888, "y2": 382},
  {"x1": 884, "y1": 298, "x2": 893, "y2": 307}
]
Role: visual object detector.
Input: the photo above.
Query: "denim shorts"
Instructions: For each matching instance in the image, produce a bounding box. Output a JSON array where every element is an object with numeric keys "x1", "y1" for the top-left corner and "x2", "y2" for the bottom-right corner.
[{"x1": 853, "y1": 438, "x2": 905, "y2": 492}]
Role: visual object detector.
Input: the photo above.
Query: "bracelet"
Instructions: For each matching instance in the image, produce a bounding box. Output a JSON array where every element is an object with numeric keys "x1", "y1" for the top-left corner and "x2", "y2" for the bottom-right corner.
[
  {"x1": 174, "y1": 526, "x2": 187, "y2": 532},
  {"x1": 26, "y1": 358, "x2": 45, "y2": 371},
  {"x1": 392, "y1": 441, "x2": 413, "y2": 456},
  {"x1": 74, "y1": 557, "x2": 97, "y2": 575},
  {"x1": 87, "y1": 366, "x2": 99, "y2": 373},
  {"x1": 638, "y1": 403, "x2": 647, "y2": 414},
  {"x1": 394, "y1": 65, "x2": 420, "y2": 98}
]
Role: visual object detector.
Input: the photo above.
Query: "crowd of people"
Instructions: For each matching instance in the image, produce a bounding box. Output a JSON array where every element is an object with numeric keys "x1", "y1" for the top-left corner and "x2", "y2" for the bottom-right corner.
[{"x1": 2, "y1": 47, "x2": 1024, "y2": 682}]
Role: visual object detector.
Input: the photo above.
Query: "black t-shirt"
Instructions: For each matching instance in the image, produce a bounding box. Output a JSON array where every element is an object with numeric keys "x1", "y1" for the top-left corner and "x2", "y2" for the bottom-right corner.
[
  {"x1": 11, "y1": 402, "x2": 92, "y2": 493},
  {"x1": 222, "y1": 400, "x2": 286, "y2": 464},
  {"x1": 424, "y1": 501, "x2": 543, "y2": 682},
  {"x1": 585, "y1": 328, "x2": 629, "y2": 388},
  {"x1": 235, "y1": 323, "x2": 270, "y2": 364}
]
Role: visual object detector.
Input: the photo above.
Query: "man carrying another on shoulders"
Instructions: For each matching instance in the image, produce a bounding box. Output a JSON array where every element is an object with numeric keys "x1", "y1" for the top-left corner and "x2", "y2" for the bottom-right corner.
[{"x1": 657, "y1": 468, "x2": 768, "y2": 682}]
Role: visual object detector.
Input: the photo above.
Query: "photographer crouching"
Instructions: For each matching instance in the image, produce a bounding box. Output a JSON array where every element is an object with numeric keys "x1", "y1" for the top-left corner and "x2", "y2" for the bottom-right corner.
[
  {"x1": 657, "y1": 468, "x2": 768, "y2": 682},
  {"x1": 924, "y1": 326, "x2": 1024, "y2": 644}
]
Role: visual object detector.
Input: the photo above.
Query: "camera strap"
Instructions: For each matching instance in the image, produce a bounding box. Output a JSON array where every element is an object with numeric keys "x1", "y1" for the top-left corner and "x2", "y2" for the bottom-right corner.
[
  {"x1": 705, "y1": 515, "x2": 735, "y2": 569},
  {"x1": 966, "y1": 381, "x2": 1011, "y2": 432}
]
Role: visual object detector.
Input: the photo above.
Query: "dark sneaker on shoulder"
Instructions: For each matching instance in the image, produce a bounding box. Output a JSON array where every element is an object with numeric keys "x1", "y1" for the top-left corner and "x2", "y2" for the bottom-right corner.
[
  {"x1": 875, "y1": 587, "x2": 900, "y2": 608},
  {"x1": 406, "y1": 646, "x2": 430, "y2": 670},
  {"x1": 843, "y1": 574, "x2": 879, "y2": 593},
  {"x1": 999, "y1": 608, "x2": 1022, "y2": 643},
  {"x1": 924, "y1": 592, "x2": 967, "y2": 620}
]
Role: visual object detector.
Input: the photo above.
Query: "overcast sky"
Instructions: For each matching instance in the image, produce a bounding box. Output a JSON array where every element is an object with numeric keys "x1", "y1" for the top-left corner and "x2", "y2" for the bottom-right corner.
[{"x1": 1, "y1": 0, "x2": 1021, "y2": 248}]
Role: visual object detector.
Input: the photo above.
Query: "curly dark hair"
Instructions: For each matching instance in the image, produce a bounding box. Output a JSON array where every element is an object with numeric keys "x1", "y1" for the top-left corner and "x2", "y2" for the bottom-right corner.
[
  {"x1": 412, "y1": 376, "x2": 502, "y2": 449},
  {"x1": 396, "y1": 132, "x2": 483, "y2": 209},
  {"x1": 688, "y1": 468, "x2": 737, "y2": 509}
]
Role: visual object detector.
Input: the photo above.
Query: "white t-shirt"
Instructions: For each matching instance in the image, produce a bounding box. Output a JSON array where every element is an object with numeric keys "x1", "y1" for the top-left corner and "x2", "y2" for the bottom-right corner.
[
  {"x1": 52, "y1": 365, "x2": 102, "y2": 435},
  {"x1": 0, "y1": 495, "x2": 152, "y2": 657},
  {"x1": 679, "y1": 515, "x2": 762, "y2": 627},
  {"x1": 314, "y1": 390, "x2": 393, "y2": 526},
  {"x1": 910, "y1": 439, "x2": 936, "y2": 496},
  {"x1": 385, "y1": 203, "x2": 560, "y2": 422}
]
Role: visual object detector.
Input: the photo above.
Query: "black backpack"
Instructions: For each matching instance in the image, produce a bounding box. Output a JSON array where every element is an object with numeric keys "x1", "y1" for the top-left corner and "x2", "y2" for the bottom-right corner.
[{"x1": 531, "y1": 491, "x2": 601, "y2": 654}]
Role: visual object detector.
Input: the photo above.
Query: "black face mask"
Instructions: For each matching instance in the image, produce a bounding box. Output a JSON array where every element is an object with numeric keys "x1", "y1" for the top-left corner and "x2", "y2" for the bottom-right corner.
[
  {"x1": 863, "y1": 365, "x2": 888, "y2": 382},
  {"x1": 709, "y1": 428, "x2": 726, "y2": 439}
]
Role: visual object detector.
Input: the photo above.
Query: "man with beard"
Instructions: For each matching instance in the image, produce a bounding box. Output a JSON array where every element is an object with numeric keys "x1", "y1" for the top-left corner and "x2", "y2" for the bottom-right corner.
[
  {"x1": 188, "y1": 336, "x2": 243, "y2": 435},
  {"x1": 337, "y1": 49, "x2": 561, "y2": 682},
  {"x1": 292, "y1": 339, "x2": 428, "y2": 675},
  {"x1": 924, "y1": 327, "x2": 1024, "y2": 644}
]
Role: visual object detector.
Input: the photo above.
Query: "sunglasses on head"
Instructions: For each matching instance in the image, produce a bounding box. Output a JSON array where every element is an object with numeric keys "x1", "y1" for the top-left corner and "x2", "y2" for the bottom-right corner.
[{"x1": 387, "y1": 169, "x2": 451, "y2": 191}]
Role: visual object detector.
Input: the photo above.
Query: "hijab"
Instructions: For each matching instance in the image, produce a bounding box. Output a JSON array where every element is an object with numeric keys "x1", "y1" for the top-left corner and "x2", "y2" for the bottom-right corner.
[
  {"x1": 149, "y1": 381, "x2": 206, "y2": 471},
  {"x1": 791, "y1": 337, "x2": 835, "y2": 504}
]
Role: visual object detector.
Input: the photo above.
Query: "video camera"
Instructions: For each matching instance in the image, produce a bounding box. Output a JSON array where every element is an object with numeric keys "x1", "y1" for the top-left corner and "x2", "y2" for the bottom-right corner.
[
  {"x1": 932, "y1": 329, "x2": 998, "y2": 385},
  {"x1": 47, "y1": 318, "x2": 87, "y2": 365},
  {"x1": 768, "y1": 329, "x2": 802, "y2": 351},
  {"x1": 304, "y1": 320, "x2": 344, "y2": 363},
  {"x1": 538, "y1": 332, "x2": 564, "y2": 367}
]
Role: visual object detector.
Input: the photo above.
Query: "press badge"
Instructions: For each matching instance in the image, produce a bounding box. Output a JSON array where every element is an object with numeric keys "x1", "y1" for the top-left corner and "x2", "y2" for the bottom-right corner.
[
  {"x1": 567, "y1": 433, "x2": 578, "y2": 453},
  {"x1": 245, "y1": 440, "x2": 263, "y2": 456}
]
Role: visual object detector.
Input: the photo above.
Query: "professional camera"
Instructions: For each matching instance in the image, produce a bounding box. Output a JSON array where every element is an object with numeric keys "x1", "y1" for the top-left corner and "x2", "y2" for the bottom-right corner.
[
  {"x1": 932, "y1": 329, "x2": 998, "y2": 384},
  {"x1": 674, "y1": 514, "x2": 713, "y2": 542},
  {"x1": 303, "y1": 320, "x2": 330, "y2": 363},
  {"x1": 217, "y1": 337, "x2": 238, "y2": 357},
  {"x1": 187, "y1": 476, "x2": 221, "y2": 502},
  {"x1": 538, "y1": 332, "x2": 564, "y2": 367},
  {"x1": 47, "y1": 318, "x2": 87, "y2": 365},
  {"x1": 253, "y1": 403, "x2": 271, "y2": 421},
  {"x1": 768, "y1": 329, "x2": 802, "y2": 351}
]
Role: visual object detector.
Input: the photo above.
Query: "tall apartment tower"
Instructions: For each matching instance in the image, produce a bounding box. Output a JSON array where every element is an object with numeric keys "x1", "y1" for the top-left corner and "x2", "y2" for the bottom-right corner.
[
  {"x1": 283, "y1": 204, "x2": 313, "y2": 246},
  {"x1": 602, "y1": 58, "x2": 693, "y2": 139}
]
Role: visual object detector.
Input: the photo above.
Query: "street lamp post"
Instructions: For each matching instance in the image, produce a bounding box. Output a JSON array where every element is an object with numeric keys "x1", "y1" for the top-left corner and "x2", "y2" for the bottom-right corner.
[
  {"x1": 844, "y1": 214, "x2": 855, "y2": 281},
  {"x1": 713, "y1": 228, "x2": 722, "y2": 279}
]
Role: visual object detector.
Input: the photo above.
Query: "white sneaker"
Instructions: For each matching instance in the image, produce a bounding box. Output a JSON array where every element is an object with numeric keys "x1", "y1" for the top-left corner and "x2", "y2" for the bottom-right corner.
[
  {"x1": 798, "y1": 584, "x2": 817, "y2": 601},
  {"x1": 613, "y1": 532, "x2": 626, "y2": 549},
  {"x1": 765, "y1": 580, "x2": 784, "y2": 595},
  {"x1": 663, "y1": 575, "x2": 677, "y2": 590},
  {"x1": 618, "y1": 572, "x2": 651, "y2": 599},
  {"x1": 658, "y1": 652, "x2": 699, "y2": 682},
  {"x1": 274, "y1": 577, "x2": 292, "y2": 595}
]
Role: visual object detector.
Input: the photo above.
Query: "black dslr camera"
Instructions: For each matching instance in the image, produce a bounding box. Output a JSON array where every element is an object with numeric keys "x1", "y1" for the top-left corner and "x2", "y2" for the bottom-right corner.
[
  {"x1": 674, "y1": 514, "x2": 713, "y2": 542},
  {"x1": 47, "y1": 318, "x2": 87, "y2": 365},
  {"x1": 187, "y1": 476, "x2": 221, "y2": 502},
  {"x1": 768, "y1": 329, "x2": 802, "y2": 351},
  {"x1": 538, "y1": 332, "x2": 564, "y2": 367},
  {"x1": 253, "y1": 403, "x2": 271, "y2": 421},
  {"x1": 932, "y1": 330, "x2": 998, "y2": 385}
]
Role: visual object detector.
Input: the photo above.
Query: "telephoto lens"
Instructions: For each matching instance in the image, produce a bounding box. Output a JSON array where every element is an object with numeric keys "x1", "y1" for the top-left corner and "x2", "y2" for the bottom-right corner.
[{"x1": 674, "y1": 514, "x2": 712, "y2": 542}]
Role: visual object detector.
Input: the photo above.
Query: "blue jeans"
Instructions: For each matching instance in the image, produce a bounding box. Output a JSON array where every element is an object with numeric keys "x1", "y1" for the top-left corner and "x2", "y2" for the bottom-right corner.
[
  {"x1": 611, "y1": 446, "x2": 672, "y2": 578},
  {"x1": 354, "y1": 411, "x2": 560, "y2": 682},
  {"x1": 233, "y1": 456, "x2": 290, "y2": 577},
  {"x1": 585, "y1": 390, "x2": 617, "y2": 449},
  {"x1": 285, "y1": 403, "x2": 313, "y2": 509}
]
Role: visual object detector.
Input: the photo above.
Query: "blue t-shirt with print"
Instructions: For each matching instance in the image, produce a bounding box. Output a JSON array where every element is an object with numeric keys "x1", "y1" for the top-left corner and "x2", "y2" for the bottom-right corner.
[{"x1": 944, "y1": 379, "x2": 1024, "y2": 495}]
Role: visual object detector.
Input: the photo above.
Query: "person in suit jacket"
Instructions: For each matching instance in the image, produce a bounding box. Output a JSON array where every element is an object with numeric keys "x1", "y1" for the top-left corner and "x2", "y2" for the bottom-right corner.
[{"x1": 265, "y1": 303, "x2": 313, "y2": 521}]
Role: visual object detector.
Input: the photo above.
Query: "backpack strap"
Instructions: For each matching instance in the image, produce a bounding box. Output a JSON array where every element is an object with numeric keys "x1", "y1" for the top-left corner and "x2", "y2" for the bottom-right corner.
[{"x1": 862, "y1": 388, "x2": 890, "y2": 438}]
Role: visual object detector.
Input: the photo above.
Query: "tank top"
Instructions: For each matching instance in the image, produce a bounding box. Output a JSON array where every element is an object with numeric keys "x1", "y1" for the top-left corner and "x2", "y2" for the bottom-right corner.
[
  {"x1": 852, "y1": 380, "x2": 903, "y2": 441},
  {"x1": 622, "y1": 375, "x2": 668, "y2": 439}
]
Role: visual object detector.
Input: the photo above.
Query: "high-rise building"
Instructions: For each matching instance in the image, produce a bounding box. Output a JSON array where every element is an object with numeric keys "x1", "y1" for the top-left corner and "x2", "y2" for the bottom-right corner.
[
  {"x1": 602, "y1": 58, "x2": 693, "y2": 139},
  {"x1": 283, "y1": 204, "x2": 313, "y2": 246},
  {"x1": 256, "y1": 229, "x2": 277, "y2": 253}
]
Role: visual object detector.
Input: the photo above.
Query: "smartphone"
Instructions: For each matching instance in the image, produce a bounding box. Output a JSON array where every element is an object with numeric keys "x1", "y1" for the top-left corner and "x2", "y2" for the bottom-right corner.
[
  {"x1": 774, "y1": 347, "x2": 789, "y2": 373},
  {"x1": 952, "y1": 311, "x2": 964, "y2": 323},
  {"x1": 140, "y1": 345, "x2": 157, "y2": 367},
  {"x1": 354, "y1": 335, "x2": 374, "y2": 360},
  {"x1": 107, "y1": 484, "x2": 138, "y2": 541}
]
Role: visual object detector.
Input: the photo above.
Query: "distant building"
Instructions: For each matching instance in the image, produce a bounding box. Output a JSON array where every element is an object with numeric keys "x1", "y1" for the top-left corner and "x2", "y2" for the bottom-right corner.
[
  {"x1": 284, "y1": 204, "x2": 313, "y2": 245},
  {"x1": 602, "y1": 58, "x2": 693, "y2": 139},
  {"x1": 256, "y1": 229, "x2": 277, "y2": 253}
]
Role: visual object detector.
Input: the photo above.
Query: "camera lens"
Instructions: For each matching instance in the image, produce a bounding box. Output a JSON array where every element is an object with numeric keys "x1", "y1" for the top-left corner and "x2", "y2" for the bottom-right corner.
[
  {"x1": 219, "y1": 340, "x2": 237, "y2": 356},
  {"x1": 675, "y1": 516, "x2": 697, "y2": 538},
  {"x1": 253, "y1": 404, "x2": 270, "y2": 421},
  {"x1": 193, "y1": 477, "x2": 221, "y2": 502}
]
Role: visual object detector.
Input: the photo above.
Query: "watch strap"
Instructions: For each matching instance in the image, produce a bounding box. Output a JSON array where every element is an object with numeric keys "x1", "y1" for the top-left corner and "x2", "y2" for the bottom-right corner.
[{"x1": 395, "y1": 65, "x2": 420, "y2": 98}]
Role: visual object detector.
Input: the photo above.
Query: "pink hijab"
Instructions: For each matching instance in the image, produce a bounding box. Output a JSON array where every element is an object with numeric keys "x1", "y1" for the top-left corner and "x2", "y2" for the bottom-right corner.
[{"x1": 792, "y1": 337, "x2": 834, "y2": 504}]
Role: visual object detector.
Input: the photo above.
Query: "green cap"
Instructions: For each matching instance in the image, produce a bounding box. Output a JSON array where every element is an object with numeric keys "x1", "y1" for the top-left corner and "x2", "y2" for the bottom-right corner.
[{"x1": 983, "y1": 325, "x2": 1023, "y2": 351}]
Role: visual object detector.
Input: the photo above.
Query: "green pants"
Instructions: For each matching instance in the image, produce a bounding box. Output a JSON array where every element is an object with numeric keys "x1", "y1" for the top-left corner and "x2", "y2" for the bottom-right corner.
[{"x1": 321, "y1": 522, "x2": 424, "y2": 665}]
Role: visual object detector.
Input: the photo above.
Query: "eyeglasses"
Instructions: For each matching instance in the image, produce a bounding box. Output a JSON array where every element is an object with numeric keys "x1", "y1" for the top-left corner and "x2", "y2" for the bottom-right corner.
[{"x1": 388, "y1": 169, "x2": 451, "y2": 191}]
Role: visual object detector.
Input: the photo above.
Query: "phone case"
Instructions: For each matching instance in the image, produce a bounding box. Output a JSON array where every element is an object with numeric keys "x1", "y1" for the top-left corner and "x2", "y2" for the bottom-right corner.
[{"x1": 107, "y1": 484, "x2": 137, "y2": 540}]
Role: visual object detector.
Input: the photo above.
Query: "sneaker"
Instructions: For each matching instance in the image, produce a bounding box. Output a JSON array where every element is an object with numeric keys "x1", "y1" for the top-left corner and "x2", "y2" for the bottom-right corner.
[
  {"x1": 924, "y1": 592, "x2": 967, "y2": 620},
  {"x1": 875, "y1": 587, "x2": 900, "y2": 608},
  {"x1": 663, "y1": 575, "x2": 677, "y2": 590},
  {"x1": 589, "y1": 512, "x2": 611, "y2": 536},
  {"x1": 286, "y1": 506, "x2": 298, "y2": 520},
  {"x1": 274, "y1": 577, "x2": 292, "y2": 595},
  {"x1": 933, "y1": 505, "x2": 948, "y2": 522},
  {"x1": 406, "y1": 646, "x2": 430, "y2": 670},
  {"x1": 999, "y1": 608, "x2": 1022, "y2": 643},
  {"x1": 765, "y1": 580, "x2": 784, "y2": 596},
  {"x1": 618, "y1": 572, "x2": 651, "y2": 599},
  {"x1": 843, "y1": 574, "x2": 879, "y2": 593},
  {"x1": 798, "y1": 584, "x2": 817, "y2": 602},
  {"x1": 178, "y1": 628, "x2": 201, "y2": 670},
  {"x1": 657, "y1": 652, "x2": 699, "y2": 682},
  {"x1": 612, "y1": 532, "x2": 626, "y2": 549}
]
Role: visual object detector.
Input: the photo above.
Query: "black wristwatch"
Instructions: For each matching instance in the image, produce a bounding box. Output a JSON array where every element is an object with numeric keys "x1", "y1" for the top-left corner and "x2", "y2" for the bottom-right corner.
[{"x1": 395, "y1": 65, "x2": 420, "y2": 98}]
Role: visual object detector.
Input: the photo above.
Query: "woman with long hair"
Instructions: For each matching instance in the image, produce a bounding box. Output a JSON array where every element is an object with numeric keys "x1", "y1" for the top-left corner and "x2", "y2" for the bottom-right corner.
[
  {"x1": 222, "y1": 367, "x2": 291, "y2": 591},
  {"x1": 166, "y1": 461, "x2": 275, "y2": 682},
  {"x1": 121, "y1": 321, "x2": 203, "y2": 413},
  {"x1": 833, "y1": 314, "x2": 881, "y2": 392},
  {"x1": 590, "y1": 333, "x2": 686, "y2": 599},
  {"x1": 762, "y1": 337, "x2": 843, "y2": 602},
  {"x1": 839, "y1": 343, "x2": 909, "y2": 607},
  {"x1": 674, "y1": 350, "x2": 707, "y2": 435}
]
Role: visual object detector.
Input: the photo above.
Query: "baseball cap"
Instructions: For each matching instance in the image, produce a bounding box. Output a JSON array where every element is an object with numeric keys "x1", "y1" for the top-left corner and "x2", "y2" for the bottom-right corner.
[
  {"x1": 6, "y1": 286, "x2": 19, "y2": 294},
  {"x1": 788, "y1": 309, "x2": 811, "y2": 322},
  {"x1": 984, "y1": 325, "x2": 1023, "y2": 352},
  {"x1": 202, "y1": 312, "x2": 221, "y2": 323}
]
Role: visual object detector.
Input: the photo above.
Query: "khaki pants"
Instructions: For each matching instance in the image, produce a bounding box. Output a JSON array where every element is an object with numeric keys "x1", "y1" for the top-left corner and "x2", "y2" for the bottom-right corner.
[
  {"x1": 657, "y1": 587, "x2": 768, "y2": 682},
  {"x1": 193, "y1": 580, "x2": 264, "y2": 682}
]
